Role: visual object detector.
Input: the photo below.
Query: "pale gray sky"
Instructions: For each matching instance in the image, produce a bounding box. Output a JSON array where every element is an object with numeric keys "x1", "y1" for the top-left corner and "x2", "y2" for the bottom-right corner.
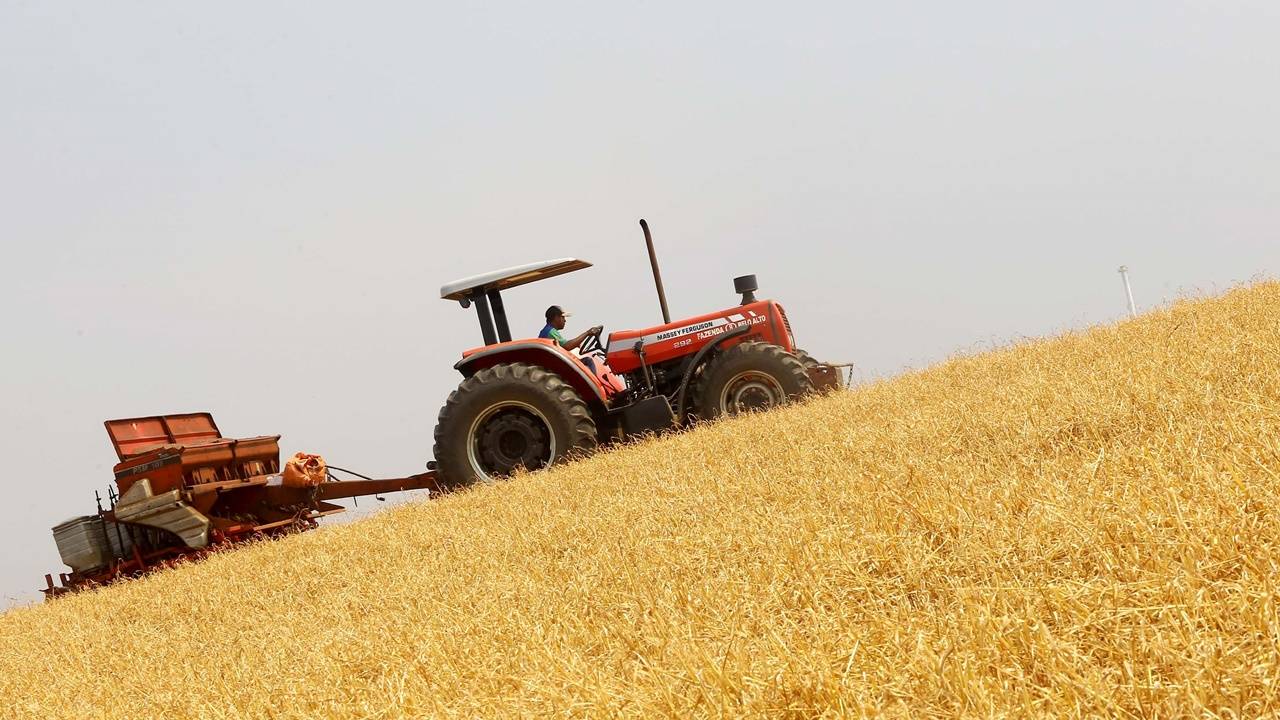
[{"x1": 2, "y1": 2, "x2": 1277, "y2": 606}]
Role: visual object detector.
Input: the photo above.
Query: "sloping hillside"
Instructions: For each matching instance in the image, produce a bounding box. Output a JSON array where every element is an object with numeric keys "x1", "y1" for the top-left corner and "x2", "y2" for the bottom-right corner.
[{"x1": 3, "y1": 283, "x2": 1278, "y2": 718}]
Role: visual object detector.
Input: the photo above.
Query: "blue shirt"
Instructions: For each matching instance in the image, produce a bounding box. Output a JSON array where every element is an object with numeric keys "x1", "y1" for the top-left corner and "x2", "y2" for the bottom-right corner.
[{"x1": 539, "y1": 324, "x2": 566, "y2": 346}]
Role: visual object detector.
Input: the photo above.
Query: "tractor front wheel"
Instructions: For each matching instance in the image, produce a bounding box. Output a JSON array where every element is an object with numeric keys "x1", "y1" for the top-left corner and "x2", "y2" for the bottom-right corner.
[
  {"x1": 694, "y1": 342, "x2": 814, "y2": 421},
  {"x1": 433, "y1": 363, "x2": 598, "y2": 487}
]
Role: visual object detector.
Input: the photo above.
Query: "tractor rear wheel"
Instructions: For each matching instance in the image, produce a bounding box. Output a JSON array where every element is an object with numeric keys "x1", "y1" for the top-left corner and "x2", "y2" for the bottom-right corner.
[
  {"x1": 694, "y1": 342, "x2": 814, "y2": 421},
  {"x1": 433, "y1": 363, "x2": 598, "y2": 487}
]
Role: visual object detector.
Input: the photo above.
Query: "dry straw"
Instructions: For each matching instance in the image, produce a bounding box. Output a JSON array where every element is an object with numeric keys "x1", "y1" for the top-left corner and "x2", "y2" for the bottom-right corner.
[{"x1": 3, "y1": 283, "x2": 1278, "y2": 718}]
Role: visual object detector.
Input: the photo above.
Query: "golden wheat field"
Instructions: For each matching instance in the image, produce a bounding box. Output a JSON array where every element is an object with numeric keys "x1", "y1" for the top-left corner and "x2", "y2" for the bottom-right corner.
[{"x1": 3, "y1": 283, "x2": 1280, "y2": 718}]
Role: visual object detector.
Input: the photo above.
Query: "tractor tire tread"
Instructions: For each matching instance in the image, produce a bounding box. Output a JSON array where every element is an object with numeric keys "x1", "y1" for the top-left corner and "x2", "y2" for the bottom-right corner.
[
  {"x1": 692, "y1": 341, "x2": 815, "y2": 421},
  {"x1": 433, "y1": 362, "x2": 598, "y2": 488},
  {"x1": 792, "y1": 348, "x2": 819, "y2": 369}
]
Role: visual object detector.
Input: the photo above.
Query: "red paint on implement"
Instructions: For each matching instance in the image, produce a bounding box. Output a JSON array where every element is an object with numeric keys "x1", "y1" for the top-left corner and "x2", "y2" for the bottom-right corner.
[{"x1": 43, "y1": 414, "x2": 444, "y2": 598}]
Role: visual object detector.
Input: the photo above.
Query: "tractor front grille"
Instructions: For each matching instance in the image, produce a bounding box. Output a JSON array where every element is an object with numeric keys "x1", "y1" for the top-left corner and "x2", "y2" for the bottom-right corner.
[{"x1": 776, "y1": 304, "x2": 796, "y2": 347}]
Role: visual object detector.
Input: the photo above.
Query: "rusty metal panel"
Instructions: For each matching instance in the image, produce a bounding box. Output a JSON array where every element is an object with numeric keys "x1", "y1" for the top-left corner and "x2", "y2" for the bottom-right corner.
[
  {"x1": 232, "y1": 436, "x2": 281, "y2": 476},
  {"x1": 807, "y1": 365, "x2": 844, "y2": 393},
  {"x1": 104, "y1": 413, "x2": 221, "y2": 460}
]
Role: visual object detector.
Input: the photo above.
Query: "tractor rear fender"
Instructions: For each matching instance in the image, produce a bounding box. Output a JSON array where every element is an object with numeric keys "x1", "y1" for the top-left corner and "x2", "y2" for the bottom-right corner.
[
  {"x1": 673, "y1": 325, "x2": 752, "y2": 418},
  {"x1": 454, "y1": 340, "x2": 612, "y2": 409}
]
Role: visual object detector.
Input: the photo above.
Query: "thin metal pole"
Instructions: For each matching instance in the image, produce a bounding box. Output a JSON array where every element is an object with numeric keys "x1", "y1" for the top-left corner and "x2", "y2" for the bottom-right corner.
[
  {"x1": 487, "y1": 289, "x2": 511, "y2": 343},
  {"x1": 1118, "y1": 265, "x2": 1136, "y2": 318},
  {"x1": 639, "y1": 219, "x2": 671, "y2": 324},
  {"x1": 472, "y1": 291, "x2": 498, "y2": 346}
]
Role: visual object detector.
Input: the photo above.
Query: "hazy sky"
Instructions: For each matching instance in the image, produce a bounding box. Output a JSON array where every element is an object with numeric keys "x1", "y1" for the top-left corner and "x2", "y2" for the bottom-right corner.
[{"x1": 2, "y1": 2, "x2": 1277, "y2": 606}]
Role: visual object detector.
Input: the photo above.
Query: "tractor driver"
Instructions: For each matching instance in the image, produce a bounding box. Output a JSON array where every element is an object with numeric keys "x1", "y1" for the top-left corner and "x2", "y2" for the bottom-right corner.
[{"x1": 540, "y1": 305, "x2": 603, "y2": 368}]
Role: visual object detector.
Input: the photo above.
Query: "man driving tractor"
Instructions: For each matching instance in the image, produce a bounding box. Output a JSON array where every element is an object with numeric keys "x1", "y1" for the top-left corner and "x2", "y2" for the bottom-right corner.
[
  {"x1": 539, "y1": 305, "x2": 602, "y2": 352},
  {"x1": 432, "y1": 246, "x2": 840, "y2": 488}
]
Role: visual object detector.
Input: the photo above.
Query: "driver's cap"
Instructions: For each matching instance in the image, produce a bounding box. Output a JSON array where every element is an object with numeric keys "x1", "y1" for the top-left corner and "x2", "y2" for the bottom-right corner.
[{"x1": 545, "y1": 305, "x2": 572, "y2": 320}]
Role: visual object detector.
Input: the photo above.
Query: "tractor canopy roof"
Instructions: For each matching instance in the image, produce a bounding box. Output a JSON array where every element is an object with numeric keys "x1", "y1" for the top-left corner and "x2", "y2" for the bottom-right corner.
[{"x1": 440, "y1": 258, "x2": 592, "y2": 301}]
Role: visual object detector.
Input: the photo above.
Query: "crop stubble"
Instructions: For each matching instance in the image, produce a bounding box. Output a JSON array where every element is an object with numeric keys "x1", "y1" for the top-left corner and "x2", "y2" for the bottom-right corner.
[{"x1": 2, "y1": 282, "x2": 1278, "y2": 718}]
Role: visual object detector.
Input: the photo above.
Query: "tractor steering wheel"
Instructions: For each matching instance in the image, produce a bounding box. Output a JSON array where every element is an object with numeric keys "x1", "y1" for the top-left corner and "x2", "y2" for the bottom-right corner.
[{"x1": 579, "y1": 326, "x2": 605, "y2": 356}]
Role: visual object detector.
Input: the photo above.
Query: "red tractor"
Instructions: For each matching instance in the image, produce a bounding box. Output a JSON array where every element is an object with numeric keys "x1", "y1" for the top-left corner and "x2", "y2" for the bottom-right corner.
[{"x1": 432, "y1": 220, "x2": 844, "y2": 486}]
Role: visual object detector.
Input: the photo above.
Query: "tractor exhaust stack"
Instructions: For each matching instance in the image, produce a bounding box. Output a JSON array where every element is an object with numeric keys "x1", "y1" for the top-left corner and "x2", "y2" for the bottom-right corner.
[
  {"x1": 639, "y1": 219, "x2": 672, "y2": 324},
  {"x1": 734, "y1": 275, "x2": 758, "y2": 305}
]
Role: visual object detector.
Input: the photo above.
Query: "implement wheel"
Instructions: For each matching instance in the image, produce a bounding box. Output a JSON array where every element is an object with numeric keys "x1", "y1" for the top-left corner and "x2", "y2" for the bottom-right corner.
[
  {"x1": 694, "y1": 342, "x2": 814, "y2": 421},
  {"x1": 433, "y1": 363, "x2": 598, "y2": 487}
]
